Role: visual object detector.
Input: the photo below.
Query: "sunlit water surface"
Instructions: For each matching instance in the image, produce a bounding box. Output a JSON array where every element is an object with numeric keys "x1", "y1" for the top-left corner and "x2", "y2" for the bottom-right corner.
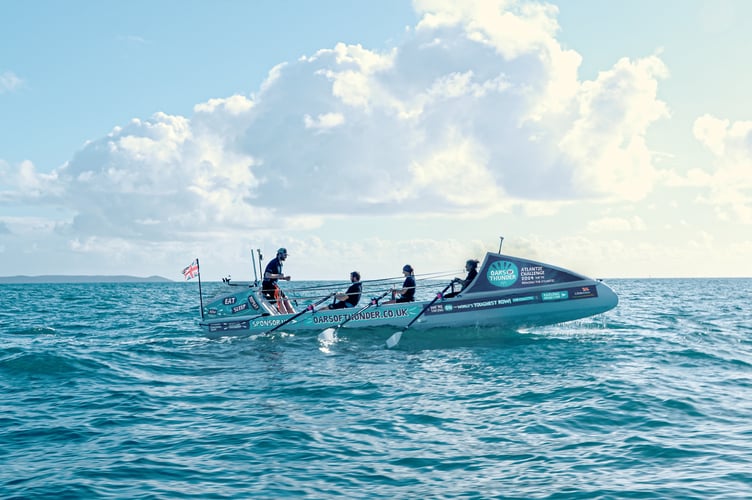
[{"x1": 2, "y1": 279, "x2": 751, "y2": 498}]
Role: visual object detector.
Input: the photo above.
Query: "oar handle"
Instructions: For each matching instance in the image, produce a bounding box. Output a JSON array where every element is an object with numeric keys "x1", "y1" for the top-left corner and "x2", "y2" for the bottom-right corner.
[{"x1": 370, "y1": 290, "x2": 392, "y2": 305}]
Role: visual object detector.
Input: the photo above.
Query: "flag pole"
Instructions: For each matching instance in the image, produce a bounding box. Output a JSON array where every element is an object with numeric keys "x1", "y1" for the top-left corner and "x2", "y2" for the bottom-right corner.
[{"x1": 197, "y1": 258, "x2": 205, "y2": 319}]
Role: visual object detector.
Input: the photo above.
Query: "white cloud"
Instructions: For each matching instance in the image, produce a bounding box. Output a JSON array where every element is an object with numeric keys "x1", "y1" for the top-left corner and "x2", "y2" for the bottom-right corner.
[
  {"x1": 557, "y1": 56, "x2": 669, "y2": 201},
  {"x1": 0, "y1": 71, "x2": 23, "y2": 93},
  {"x1": 414, "y1": 0, "x2": 560, "y2": 59},
  {"x1": 1, "y1": 0, "x2": 683, "y2": 276},
  {"x1": 5, "y1": 1, "x2": 671, "y2": 222},
  {"x1": 313, "y1": 43, "x2": 397, "y2": 112},
  {"x1": 693, "y1": 114, "x2": 729, "y2": 155},
  {"x1": 0, "y1": 160, "x2": 59, "y2": 200},
  {"x1": 414, "y1": 0, "x2": 580, "y2": 117},
  {"x1": 194, "y1": 94, "x2": 254, "y2": 115},
  {"x1": 686, "y1": 114, "x2": 752, "y2": 223},
  {"x1": 13, "y1": 111, "x2": 270, "y2": 240},
  {"x1": 303, "y1": 112, "x2": 345, "y2": 130},
  {"x1": 408, "y1": 128, "x2": 505, "y2": 208}
]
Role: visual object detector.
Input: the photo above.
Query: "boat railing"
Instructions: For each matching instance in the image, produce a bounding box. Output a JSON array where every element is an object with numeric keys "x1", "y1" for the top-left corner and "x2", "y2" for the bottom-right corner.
[{"x1": 254, "y1": 290, "x2": 282, "y2": 316}]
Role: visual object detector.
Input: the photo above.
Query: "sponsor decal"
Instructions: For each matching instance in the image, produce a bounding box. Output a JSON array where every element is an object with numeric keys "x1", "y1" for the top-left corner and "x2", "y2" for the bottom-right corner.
[
  {"x1": 311, "y1": 307, "x2": 410, "y2": 325},
  {"x1": 247, "y1": 295, "x2": 260, "y2": 310},
  {"x1": 231, "y1": 303, "x2": 248, "y2": 314},
  {"x1": 432, "y1": 297, "x2": 512, "y2": 313},
  {"x1": 208, "y1": 320, "x2": 250, "y2": 333},
  {"x1": 542, "y1": 291, "x2": 569, "y2": 301},
  {"x1": 519, "y1": 265, "x2": 556, "y2": 286},
  {"x1": 487, "y1": 260, "x2": 519, "y2": 288},
  {"x1": 571, "y1": 286, "x2": 597, "y2": 299},
  {"x1": 512, "y1": 295, "x2": 536, "y2": 303},
  {"x1": 428, "y1": 285, "x2": 598, "y2": 314},
  {"x1": 251, "y1": 318, "x2": 285, "y2": 328}
]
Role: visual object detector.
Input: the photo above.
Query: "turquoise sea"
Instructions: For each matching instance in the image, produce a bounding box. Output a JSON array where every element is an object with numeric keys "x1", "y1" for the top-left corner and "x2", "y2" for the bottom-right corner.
[{"x1": 1, "y1": 279, "x2": 751, "y2": 499}]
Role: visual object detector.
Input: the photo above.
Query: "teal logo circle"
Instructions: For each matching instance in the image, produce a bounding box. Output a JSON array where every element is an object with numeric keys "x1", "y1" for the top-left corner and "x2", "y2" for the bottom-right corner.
[{"x1": 487, "y1": 261, "x2": 518, "y2": 288}]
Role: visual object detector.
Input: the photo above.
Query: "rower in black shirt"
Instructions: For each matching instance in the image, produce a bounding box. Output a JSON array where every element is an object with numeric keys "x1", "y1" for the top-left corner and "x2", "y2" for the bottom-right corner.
[
  {"x1": 385, "y1": 264, "x2": 416, "y2": 304},
  {"x1": 327, "y1": 271, "x2": 362, "y2": 309},
  {"x1": 444, "y1": 259, "x2": 479, "y2": 298}
]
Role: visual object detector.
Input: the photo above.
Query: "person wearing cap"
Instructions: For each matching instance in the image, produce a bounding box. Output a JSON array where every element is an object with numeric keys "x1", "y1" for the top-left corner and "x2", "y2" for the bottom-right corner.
[
  {"x1": 326, "y1": 271, "x2": 362, "y2": 310},
  {"x1": 385, "y1": 264, "x2": 416, "y2": 304},
  {"x1": 262, "y1": 247, "x2": 295, "y2": 313},
  {"x1": 444, "y1": 259, "x2": 480, "y2": 298}
]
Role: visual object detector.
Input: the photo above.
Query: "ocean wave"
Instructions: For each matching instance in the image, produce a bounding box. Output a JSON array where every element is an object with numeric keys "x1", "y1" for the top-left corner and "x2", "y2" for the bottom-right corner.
[{"x1": 2, "y1": 280, "x2": 752, "y2": 498}]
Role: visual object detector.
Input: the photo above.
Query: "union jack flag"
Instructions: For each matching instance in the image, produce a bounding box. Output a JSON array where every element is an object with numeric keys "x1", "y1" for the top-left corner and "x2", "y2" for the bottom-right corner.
[{"x1": 183, "y1": 259, "x2": 199, "y2": 280}]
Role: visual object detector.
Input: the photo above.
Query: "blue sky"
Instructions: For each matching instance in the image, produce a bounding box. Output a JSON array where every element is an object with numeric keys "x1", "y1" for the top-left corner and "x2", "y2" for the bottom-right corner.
[{"x1": 1, "y1": 0, "x2": 751, "y2": 280}]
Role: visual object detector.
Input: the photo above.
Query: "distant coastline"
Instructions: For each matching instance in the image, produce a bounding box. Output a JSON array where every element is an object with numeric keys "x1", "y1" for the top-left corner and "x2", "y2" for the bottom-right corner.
[{"x1": 0, "y1": 275, "x2": 173, "y2": 284}]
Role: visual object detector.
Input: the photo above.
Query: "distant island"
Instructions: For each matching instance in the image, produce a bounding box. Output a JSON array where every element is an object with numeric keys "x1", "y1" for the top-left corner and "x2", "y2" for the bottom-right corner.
[{"x1": 0, "y1": 275, "x2": 173, "y2": 284}]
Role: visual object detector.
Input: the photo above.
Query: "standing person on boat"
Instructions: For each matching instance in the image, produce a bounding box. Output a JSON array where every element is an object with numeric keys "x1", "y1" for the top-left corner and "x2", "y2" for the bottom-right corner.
[
  {"x1": 325, "y1": 271, "x2": 362, "y2": 310},
  {"x1": 444, "y1": 259, "x2": 480, "y2": 298},
  {"x1": 262, "y1": 247, "x2": 295, "y2": 313},
  {"x1": 385, "y1": 264, "x2": 416, "y2": 304}
]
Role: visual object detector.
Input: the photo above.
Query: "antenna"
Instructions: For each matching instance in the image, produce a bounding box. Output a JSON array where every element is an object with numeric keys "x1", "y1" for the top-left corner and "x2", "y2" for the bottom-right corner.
[
  {"x1": 498, "y1": 236, "x2": 504, "y2": 254},
  {"x1": 251, "y1": 248, "x2": 258, "y2": 286},
  {"x1": 256, "y1": 249, "x2": 264, "y2": 286}
]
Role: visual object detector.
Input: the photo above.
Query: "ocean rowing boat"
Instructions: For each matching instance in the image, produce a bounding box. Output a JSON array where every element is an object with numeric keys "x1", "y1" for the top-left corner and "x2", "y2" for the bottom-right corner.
[{"x1": 197, "y1": 250, "x2": 618, "y2": 344}]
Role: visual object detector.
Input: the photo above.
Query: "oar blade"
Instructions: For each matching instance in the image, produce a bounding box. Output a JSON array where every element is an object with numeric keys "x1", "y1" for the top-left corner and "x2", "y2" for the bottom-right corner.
[
  {"x1": 318, "y1": 327, "x2": 336, "y2": 343},
  {"x1": 385, "y1": 283, "x2": 452, "y2": 349},
  {"x1": 385, "y1": 331, "x2": 402, "y2": 349}
]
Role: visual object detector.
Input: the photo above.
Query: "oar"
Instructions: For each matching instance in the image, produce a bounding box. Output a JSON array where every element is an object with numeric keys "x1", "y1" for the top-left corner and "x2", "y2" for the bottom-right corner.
[
  {"x1": 385, "y1": 283, "x2": 453, "y2": 349},
  {"x1": 318, "y1": 290, "x2": 391, "y2": 342},
  {"x1": 263, "y1": 293, "x2": 334, "y2": 336}
]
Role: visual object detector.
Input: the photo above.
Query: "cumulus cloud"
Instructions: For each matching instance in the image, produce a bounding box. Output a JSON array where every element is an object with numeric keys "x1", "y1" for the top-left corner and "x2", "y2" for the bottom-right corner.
[
  {"x1": 2, "y1": 0, "x2": 671, "y2": 244},
  {"x1": 303, "y1": 112, "x2": 345, "y2": 131},
  {"x1": 0, "y1": 71, "x2": 23, "y2": 93},
  {"x1": 55, "y1": 111, "x2": 270, "y2": 239},
  {"x1": 687, "y1": 114, "x2": 752, "y2": 223},
  {"x1": 0, "y1": 159, "x2": 59, "y2": 201},
  {"x1": 558, "y1": 56, "x2": 669, "y2": 201}
]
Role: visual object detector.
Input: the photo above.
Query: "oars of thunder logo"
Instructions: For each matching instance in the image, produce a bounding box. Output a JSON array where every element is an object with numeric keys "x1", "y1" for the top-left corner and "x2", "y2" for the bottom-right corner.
[{"x1": 487, "y1": 261, "x2": 518, "y2": 288}]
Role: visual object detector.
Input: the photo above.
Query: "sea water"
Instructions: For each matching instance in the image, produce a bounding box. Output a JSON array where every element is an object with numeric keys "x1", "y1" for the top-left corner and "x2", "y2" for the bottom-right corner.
[{"x1": 1, "y1": 279, "x2": 751, "y2": 499}]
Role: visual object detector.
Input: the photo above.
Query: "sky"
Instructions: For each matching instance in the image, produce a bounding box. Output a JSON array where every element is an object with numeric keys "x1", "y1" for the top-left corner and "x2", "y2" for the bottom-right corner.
[{"x1": 1, "y1": 0, "x2": 751, "y2": 281}]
